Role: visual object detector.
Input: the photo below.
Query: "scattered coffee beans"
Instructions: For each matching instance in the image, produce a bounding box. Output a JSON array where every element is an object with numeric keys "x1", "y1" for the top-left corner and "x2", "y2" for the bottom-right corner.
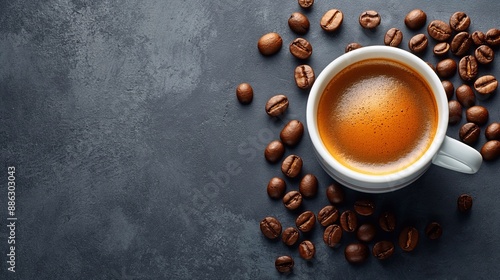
[
  {"x1": 275, "y1": 255, "x2": 294, "y2": 273},
  {"x1": 356, "y1": 223, "x2": 377, "y2": 242},
  {"x1": 372, "y1": 241, "x2": 395, "y2": 260},
  {"x1": 345, "y1": 42, "x2": 362, "y2": 53},
  {"x1": 434, "y1": 42, "x2": 450, "y2": 56},
  {"x1": 485, "y1": 28, "x2": 500, "y2": 46},
  {"x1": 442, "y1": 80, "x2": 454, "y2": 100},
  {"x1": 449, "y1": 12, "x2": 470, "y2": 32},
  {"x1": 265, "y1": 140, "x2": 285, "y2": 163},
  {"x1": 298, "y1": 0, "x2": 313, "y2": 9},
  {"x1": 344, "y1": 243, "x2": 369, "y2": 264},
  {"x1": 296, "y1": 210, "x2": 316, "y2": 232},
  {"x1": 457, "y1": 194, "x2": 473, "y2": 212},
  {"x1": 258, "y1": 32, "x2": 283, "y2": 56},
  {"x1": 456, "y1": 84, "x2": 476, "y2": 107},
  {"x1": 459, "y1": 123, "x2": 481, "y2": 145},
  {"x1": 267, "y1": 177, "x2": 286, "y2": 199},
  {"x1": 320, "y1": 9, "x2": 344, "y2": 32},
  {"x1": 472, "y1": 31, "x2": 487, "y2": 45},
  {"x1": 449, "y1": 99, "x2": 463, "y2": 125},
  {"x1": 288, "y1": 12, "x2": 310, "y2": 34},
  {"x1": 425, "y1": 222, "x2": 443, "y2": 240},
  {"x1": 340, "y1": 210, "x2": 358, "y2": 232},
  {"x1": 265, "y1": 94, "x2": 289, "y2": 117},
  {"x1": 290, "y1": 38, "x2": 313, "y2": 59},
  {"x1": 436, "y1": 58, "x2": 457, "y2": 79},
  {"x1": 317, "y1": 205, "x2": 339, "y2": 226},
  {"x1": 236, "y1": 83, "x2": 253, "y2": 104},
  {"x1": 475, "y1": 45, "x2": 494, "y2": 65},
  {"x1": 282, "y1": 227, "x2": 300, "y2": 246},
  {"x1": 354, "y1": 199, "x2": 375, "y2": 216},
  {"x1": 384, "y1": 28, "x2": 403, "y2": 47},
  {"x1": 379, "y1": 211, "x2": 397, "y2": 232},
  {"x1": 485, "y1": 122, "x2": 500, "y2": 140},
  {"x1": 408, "y1": 33, "x2": 428, "y2": 53},
  {"x1": 405, "y1": 9, "x2": 427, "y2": 30},
  {"x1": 299, "y1": 240, "x2": 315, "y2": 260},
  {"x1": 451, "y1": 31, "x2": 472, "y2": 56},
  {"x1": 299, "y1": 174, "x2": 318, "y2": 198},
  {"x1": 281, "y1": 154, "x2": 303, "y2": 178},
  {"x1": 474, "y1": 75, "x2": 498, "y2": 95},
  {"x1": 399, "y1": 226, "x2": 419, "y2": 252},
  {"x1": 428, "y1": 20, "x2": 452, "y2": 41},
  {"x1": 323, "y1": 224, "x2": 342, "y2": 247},
  {"x1": 283, "y1": 190, "x2": 303, "y2": 210},
  {"x1": 466, "y1": 105, "x2": 489, "y2": 125},
  {"x1": 481, "y1": 140, "x2": 500, "y2": 161},
  {"x1": 326, "y1": 183, "x2": 345, "y2": 204},
  {"x1": 359, "y1": 10, "x2": 381, "y2": 29},
  {"x1": 280, "y1": 120, "x2": 304, "y2": 146},
  {"x1": 294, "y1": 64, "x2": 315, "y2": 89},
  {"x1": 458, "y1": 55, "x2": 478, "y2": 81},
  {"x1": 260, "y1": 216, "x2": 282, "y2": 239}
]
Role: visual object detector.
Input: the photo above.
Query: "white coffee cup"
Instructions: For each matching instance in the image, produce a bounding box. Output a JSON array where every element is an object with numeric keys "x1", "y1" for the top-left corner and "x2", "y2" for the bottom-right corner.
[{"x1": 306, "y1": 46, "x2": 482, "y2": 193}]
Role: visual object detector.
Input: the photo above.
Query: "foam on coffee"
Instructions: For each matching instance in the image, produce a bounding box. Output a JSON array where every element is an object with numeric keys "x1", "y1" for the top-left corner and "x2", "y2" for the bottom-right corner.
[{"x1": 318, "y1": 58, "x2": 438, "y2": 175}]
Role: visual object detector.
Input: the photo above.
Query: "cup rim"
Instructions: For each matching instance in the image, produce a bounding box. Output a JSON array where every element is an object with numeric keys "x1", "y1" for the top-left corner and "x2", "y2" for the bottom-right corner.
[{"x1": 306, "y1": 45, "x2": 449, "y2": 188}]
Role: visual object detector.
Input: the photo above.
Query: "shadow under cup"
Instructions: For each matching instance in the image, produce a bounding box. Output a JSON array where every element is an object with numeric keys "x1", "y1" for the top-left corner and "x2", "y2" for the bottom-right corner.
[{"x1": 306, "y1": 46, "x2": 452, "y2": 193}]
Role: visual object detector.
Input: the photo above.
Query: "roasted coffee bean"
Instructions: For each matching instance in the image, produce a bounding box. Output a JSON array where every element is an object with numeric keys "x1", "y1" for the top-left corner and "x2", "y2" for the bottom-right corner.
[
  {"x1": 294, "y1": 64, "x2": 315, "y2": 89},
  {"x1": 326, "y1": 183, "x2": 345, "y2": 204},
  {"x1": 340, "y1": 210, "x2": 358, "y2": 232},
  {"x1": 299, "y1": 174, "x2": 318, "y2": 198},
  {"x1": 472, "y1": 31, "x2": 487, "y2": 45},
  {"x1": 265, "y1": 140, "x2": 285, "y2": 163},
  {"x1": 434, "y1": 42, "x2": 450, "y2": 56},
  {"x1": 320, "y1": 9, "x2": 344, "y2": 32},
  {"x1": 426, "y1": 61, "x2": 436, "y2": 72},
  {"x1": 408, "y1": 33, "x2": 428, "y2": 53},
  {"x1": 456, "y1": 84, "x2": 476, "y2": 107},
  {"x1": 459, "y1": 123, "x2": 481, "y2": 145},
  {"x1": 318, "y1": 205, "x2": 339, "y2": 226},
  {"x1": 265, "y1": 94, "x2": 289, "y2": 117},
  {"x1": 344, "y1": 243, "x2": 369, "y2": 264},
  {"x1": 299, "y1": 240, "x2": 315, "y2": 260},
  {"x1": 466, "y1": 105, "x2": 489, "y2": 125},
  {"x1": 260, "y1": 216, "x2": 282, "y2": 239},
  {"x1": 449, "y1": 12, "x2": 470, "y2": 32},
  {"x1": 379, "y1": 211, "x2": 396, "y2": 232},
  {"x1": 288, "y1": 12, "x2": 310, "y2": 34},
  {"x1": 475, "y1": 45, "x2": 495, "y2": 65},
  {"x1": 442, "y1": 80, "x2": 454, "y2": 100},
  {"x1": 280, "y1": 120, "x2": 304, "y2": 146},
  {"x1": 436, "y1": 58, "x2": 457, "y2": 79},
  {"x1": 474, "y1": 75, "x2": 498, "y2": 95},
  {"x1": 296, "y1": 210, "x2": 316, "y2": 232},
  {"x1": 275, "y1": 255, "x2": 294, "y2": 273},
  {"x1": 451, "y1": 32, "x2": 472, "y2": 56},
  {"x1": 283, "y1": 190, "x2": 302, "y2": 210},
  {"x1": 323, "y1": 224, "x2": 342, "y2": 247},
  {"x1": 359, "y1": 10, "x2": 381, "y2": 29},
  {"x1": 289, "y1": 38, "x2": 312, "y2": 60},
  {"x1": 458, "y1": 55, "x2": 478, "y2": 82},
  {"x1": 427, "y1": 20, "x2": 452, "y2": 41},
  {"x1": 354, "y1": 199, "x2": 375, "y2": 216},
  {"x1": 282, "y1": 227, "x2": 300, "y2": 246},
  {"x1": 481, "y1": 140, "x2": 500, "y2": 161},
  {"x1": 356, "y1": 223, "x2": 377, "y2": 242},
  {"x1": 425, "y1": 222, "x2": 443, "y2": 240},
  {"x1": 267, "y1": 177, "x2": 286, "y2": 199},
  {"x1": 448, "y1": 100, "x2": 463, "y2": 125},
  {"x1": 258, "y1": 32, "x2": 283, "y2": 56},
  {"x1": 384, "y1": 28, "x2": 403, "y2": 47},
  {"x1": 236, "y1": 83, "x2": 253, "y2": 104},
  {"x1": 281, "y1": 154, "x2": 303, "y2": 178},
  {"x1": 405, "y1": 9, "x2": 427, "y2": 30},
  {"x1": 486, "y1": 28, "x2": 500, "y2": 47},
  {"x1": 298, "y1": 0, "x2": 313, "y2": 9},
  {"x1": 345, "y1": 42, "x2": 362, "y2": 53},
  {"x1": 485, "y1": 122, "x2": 500, "y2": 140},
  {"x1": 372, "y1": 241, "x2": 394, "y2": 260},
  {"x1": 399, "y1": 226, "x2": 419, "y2": 252},
  {"x1": 457, "y1": 194, "x2": 473, "y2": 212}
]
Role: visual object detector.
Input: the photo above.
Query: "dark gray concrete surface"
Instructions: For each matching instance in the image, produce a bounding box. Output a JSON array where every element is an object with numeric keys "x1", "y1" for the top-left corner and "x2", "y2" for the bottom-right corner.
[{"x1": 1, "y1": 0, "x2": 499, "y2": 279}]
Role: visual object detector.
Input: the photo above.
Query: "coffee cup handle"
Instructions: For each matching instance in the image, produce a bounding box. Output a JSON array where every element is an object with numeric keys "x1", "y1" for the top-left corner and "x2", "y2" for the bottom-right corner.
[{"x1": 432, "y1": 136, "x2": 482, "y2": 174}]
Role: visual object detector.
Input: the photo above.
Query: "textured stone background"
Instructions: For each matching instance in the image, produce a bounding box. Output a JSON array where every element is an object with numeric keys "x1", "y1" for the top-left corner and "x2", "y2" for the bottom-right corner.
[{"x1": 1, "y1": 0, "x2": 499, "y2": 279}]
